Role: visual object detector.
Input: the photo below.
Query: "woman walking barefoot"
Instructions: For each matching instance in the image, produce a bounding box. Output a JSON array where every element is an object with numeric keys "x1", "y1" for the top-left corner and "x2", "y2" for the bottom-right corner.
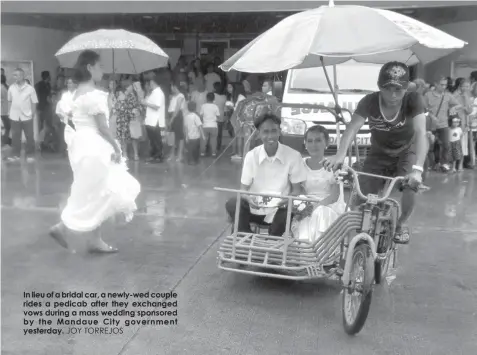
[{"x1": 49, "y1": 50, "x2": 140, "y2": 253}]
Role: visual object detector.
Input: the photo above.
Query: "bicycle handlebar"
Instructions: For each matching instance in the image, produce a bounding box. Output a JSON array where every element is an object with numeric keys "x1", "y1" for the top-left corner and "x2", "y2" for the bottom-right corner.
[
  {"x1": 213, "y1": 188, "x2": 324, "y2": 205},
  {"x1": 340, "y1": 166, "x2": 405, "y2": 203}
]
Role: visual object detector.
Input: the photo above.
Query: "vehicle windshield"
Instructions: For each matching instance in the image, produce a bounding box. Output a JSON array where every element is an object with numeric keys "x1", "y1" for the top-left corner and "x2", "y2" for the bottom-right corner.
[{"x1": 289, "y1": 60, "x2": 381, "y2": 94}]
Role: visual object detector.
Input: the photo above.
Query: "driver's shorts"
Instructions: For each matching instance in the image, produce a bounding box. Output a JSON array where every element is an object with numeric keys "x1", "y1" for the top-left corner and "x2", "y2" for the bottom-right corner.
[{"x1": 357, "y1": 146, "x2": 417, "y2": 198}]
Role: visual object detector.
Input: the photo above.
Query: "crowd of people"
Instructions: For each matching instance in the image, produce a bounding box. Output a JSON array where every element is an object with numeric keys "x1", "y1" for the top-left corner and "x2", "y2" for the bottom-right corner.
[
  {"x1": 2, "y1": 47, "x2": 476, "y2": 252},
  {"x1": 2, "y1": 57, "x2": 476, "y2": 173},
  {"x1": 1, "y1": 56, "x2": 275, "y2": 165},
  {"x1": 408, "y1": 72, "x2": 477, "y2": 174}
]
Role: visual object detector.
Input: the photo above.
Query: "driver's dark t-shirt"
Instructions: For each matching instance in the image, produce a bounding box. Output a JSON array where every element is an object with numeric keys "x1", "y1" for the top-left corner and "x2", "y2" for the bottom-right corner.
[{"x1": 354, "y1": 91, "x2": 424, "y2": 157}]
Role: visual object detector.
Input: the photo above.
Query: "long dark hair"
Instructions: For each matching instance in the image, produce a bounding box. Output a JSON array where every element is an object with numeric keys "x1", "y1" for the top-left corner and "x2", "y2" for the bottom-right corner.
[
  {"x1": 232, "y1": 82, "x2": 246, "y2": 104},
  {"x1": 451, "y1": 77, "x2": 469, "y2": 94},
  {"x1": 445, "y1": 76, "x2": 454, "y2": 92},
  {"x1": 191, "y1": 59, "x2": 202, "y2": 77},
  {"x1": 1, "y1": 74, "x2": 8, "y2": 89},
  {"x1": 73, "y1": 50, "x2": 100, "y2": 83}
]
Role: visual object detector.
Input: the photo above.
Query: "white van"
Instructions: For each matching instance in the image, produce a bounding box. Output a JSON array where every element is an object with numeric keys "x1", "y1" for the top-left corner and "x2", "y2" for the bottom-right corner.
[{"x1": 279, "y1": 61, "x2": 382, "y2": 154}]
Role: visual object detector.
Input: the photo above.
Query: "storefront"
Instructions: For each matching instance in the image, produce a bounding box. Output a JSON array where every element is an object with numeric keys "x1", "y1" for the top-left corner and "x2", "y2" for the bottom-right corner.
[{"x1": 2, "y1": 2, "x2": 476, "y2": 82}]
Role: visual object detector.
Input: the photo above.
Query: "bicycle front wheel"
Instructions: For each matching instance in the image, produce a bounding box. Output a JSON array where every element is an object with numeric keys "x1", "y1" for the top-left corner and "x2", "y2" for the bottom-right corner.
[
  {"x1": 342, "y1": 243, "x2": 374, "y2": 335},
  {"x1": 375, "y1": 205, "x2": 398, "y2": 284}
]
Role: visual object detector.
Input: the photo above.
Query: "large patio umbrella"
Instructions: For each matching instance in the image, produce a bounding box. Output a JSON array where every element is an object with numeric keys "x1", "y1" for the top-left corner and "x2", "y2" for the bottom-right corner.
[
  {"x1": 220, "y1": 1, "x2": 467, "y2": 73},
  {"x1": 220, "y1": 1, "x2": 466, "y2": 155},
  {"x1": 55, "y1": 29, "x2": 169, "y2": 74}
]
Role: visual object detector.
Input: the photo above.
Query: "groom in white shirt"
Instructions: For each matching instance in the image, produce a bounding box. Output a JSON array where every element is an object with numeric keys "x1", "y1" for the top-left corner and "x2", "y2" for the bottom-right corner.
[{"x1": 225, "y1": 113, "x2": 306, "y2": 236}]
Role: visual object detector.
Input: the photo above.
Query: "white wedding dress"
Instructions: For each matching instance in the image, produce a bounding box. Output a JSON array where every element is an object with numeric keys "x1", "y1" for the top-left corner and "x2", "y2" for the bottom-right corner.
[
  {"x1": 292, "y1": 158, "x2": 346, "y2": 244},
  {"x1": 59, "y1": 89, "x2": 141, "y2": 232}
]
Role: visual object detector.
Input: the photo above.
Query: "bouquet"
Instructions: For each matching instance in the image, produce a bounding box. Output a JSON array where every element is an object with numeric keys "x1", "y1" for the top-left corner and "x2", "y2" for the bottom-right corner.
[{"x1": 291, "y1": 196, "x2": 316, "y2": 222}]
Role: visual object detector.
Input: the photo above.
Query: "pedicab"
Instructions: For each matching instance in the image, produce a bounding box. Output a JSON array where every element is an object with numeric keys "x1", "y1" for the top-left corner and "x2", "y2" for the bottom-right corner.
[
  {"x1": 214, "y1": 0, "x2": 465, "y2": 335},
  {"x1": 215, "y1": 102, "x2": 402, "y2": 335}
]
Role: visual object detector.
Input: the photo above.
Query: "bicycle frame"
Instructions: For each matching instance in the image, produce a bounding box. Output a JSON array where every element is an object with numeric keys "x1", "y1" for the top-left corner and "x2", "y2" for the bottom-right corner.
[{"x1": 342, "y1": 169, "x2": 404, "y2": 280}]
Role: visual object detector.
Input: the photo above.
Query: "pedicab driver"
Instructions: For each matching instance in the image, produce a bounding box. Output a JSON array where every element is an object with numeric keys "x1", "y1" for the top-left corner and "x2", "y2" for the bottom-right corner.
[{"x1": 323, "y1": 61, "x2": 426, "y2": 245}]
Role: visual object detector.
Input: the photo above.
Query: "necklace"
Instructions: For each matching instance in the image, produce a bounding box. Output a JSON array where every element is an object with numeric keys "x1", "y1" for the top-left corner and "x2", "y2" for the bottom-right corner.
[{"x1": 379, "y1": 94, "x2": 402, "y2": 123}]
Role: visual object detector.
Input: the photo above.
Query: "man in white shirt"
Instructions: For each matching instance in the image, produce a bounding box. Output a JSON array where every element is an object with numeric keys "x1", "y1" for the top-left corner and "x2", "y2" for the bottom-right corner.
[
  {"x1": 7, "y1": 68, "x2": 38, "y2": 162},
  {"x1": 225, "y1": 113, "x2": 307, "y2": 236},
  {"x1": 204, "y1": 63, "x2": 222, "y2": 93},
  {"x1": 142, "y1": 77, "x2": 166, "y2": 163}
]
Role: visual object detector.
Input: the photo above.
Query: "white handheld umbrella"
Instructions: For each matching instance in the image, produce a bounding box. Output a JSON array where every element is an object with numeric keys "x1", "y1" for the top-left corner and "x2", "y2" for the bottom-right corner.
[
  {"x1": 55, "y1": 29, "x2": 169, "y2": 74},
  {"x1": 220, "y1": 2, "x2": 467, "y2": 73}
]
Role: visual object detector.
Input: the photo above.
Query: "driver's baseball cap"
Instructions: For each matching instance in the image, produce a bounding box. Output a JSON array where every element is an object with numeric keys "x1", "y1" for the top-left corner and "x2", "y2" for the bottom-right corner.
[{"x1": 378, "y1": 62, "x2": 410, "y2": 89}]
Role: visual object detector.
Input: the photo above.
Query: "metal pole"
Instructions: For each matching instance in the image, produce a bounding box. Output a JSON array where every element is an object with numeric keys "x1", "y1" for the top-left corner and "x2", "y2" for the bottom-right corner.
[
  {"x1": 320, "y1": 57, "x2": 344, "y2": 150},
  {"x1": 332, "y1": 64, "x2": 341, "y2": 148}
]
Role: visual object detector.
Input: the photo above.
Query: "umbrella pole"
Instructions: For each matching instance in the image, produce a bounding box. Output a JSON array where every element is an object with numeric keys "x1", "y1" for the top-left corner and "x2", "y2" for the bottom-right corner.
[
  {"x1": 321, "y1": 58, "x2": 360, "y2": 167},
  {"x1": 333, "y1": 64, "x2": 353, "y2": 165},
  {"x1": 320, "y1": 57, "x2": 344, "y2": 152},
  {"x1": 332, "y1": 64, "x2": 341, "y2": 149}
]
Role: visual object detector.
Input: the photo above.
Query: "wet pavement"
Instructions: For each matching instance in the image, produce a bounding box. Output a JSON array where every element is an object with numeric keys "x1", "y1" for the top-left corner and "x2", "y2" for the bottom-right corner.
[{"x1": 2, "y1": 153, "x2": 477, "y2": 355}]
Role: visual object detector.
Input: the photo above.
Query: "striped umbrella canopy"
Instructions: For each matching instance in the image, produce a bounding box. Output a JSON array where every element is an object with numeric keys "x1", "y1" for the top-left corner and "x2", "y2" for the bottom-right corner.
[{"x1": 55, "y1": 29, "x2": 169, "y2": 74}]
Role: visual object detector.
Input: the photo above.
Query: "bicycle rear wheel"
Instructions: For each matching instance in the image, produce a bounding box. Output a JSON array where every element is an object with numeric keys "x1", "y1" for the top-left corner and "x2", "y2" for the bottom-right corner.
[{"x1": 342, "y1": 243, "x2": 374, "y2": 335}]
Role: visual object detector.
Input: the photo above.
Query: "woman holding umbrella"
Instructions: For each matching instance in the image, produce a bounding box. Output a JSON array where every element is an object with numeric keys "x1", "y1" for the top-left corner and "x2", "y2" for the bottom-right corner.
[{"x1": 49, "y1": 50, "x2": 140, "y2": 253}]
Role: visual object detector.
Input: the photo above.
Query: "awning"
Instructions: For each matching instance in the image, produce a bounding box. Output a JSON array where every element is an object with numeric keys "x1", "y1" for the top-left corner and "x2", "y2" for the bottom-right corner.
[{"x1": 1, "y1": 0, "x2": 474, "y2": 14}]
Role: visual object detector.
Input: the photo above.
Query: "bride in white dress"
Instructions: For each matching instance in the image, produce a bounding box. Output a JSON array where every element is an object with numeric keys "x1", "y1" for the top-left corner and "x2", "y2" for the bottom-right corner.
[
  {"x1": 50, "y1": 50, "x2": 140, "y2": 253},
  {"x1": 292, "y1": 126, "x2": 346, "y2": 244}
]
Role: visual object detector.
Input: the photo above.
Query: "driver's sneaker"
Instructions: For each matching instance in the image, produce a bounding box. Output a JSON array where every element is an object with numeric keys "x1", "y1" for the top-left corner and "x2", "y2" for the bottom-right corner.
[{"x1": 393, "y1": 226, "x2": 411, "y2": 245}]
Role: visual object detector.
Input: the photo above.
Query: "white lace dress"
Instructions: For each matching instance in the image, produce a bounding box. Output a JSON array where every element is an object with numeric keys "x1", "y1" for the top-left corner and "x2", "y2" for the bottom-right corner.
[
  {"x1": 60, "y1": 89, "x2": 141, "y2": 232},
  {"x1": 292, "y1": 158, "x2": 346, "y2": 243}
]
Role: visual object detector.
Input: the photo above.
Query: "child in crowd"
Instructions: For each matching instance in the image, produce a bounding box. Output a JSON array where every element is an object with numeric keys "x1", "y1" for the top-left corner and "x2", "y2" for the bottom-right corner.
[
  {"x1": 200, "y1": 92, "x2": 220, "y2": 157},
  {"x1": 448, "y1": 117, "x2": 464, "y2": 173},
  {"x1": 184, "y1": 101, "x2": 204, "y2": 165},
  {"x1": 213, "y1": 82, "x2": 228, "y2": 152}
]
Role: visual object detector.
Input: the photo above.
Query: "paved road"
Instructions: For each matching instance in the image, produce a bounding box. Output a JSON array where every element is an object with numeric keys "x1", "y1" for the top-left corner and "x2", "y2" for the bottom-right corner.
[{"x1": 2, "y1": 154, "x2": 477, "y2": 355}]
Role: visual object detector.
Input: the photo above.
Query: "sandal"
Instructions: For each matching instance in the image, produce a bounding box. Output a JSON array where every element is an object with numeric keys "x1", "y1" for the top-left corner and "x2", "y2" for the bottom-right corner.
[
  {"x1": 49, "y1": 224, "x2": 69, "y2": 249},
  {"x1": 394, "y1": 225, "x2": 411, "y2": 245}
]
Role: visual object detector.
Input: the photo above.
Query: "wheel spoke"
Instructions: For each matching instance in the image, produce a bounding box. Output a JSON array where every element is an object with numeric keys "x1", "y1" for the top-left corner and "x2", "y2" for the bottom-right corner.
[{"x1": 344, "y1": 249, "x2": 367, "y2": 324}]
